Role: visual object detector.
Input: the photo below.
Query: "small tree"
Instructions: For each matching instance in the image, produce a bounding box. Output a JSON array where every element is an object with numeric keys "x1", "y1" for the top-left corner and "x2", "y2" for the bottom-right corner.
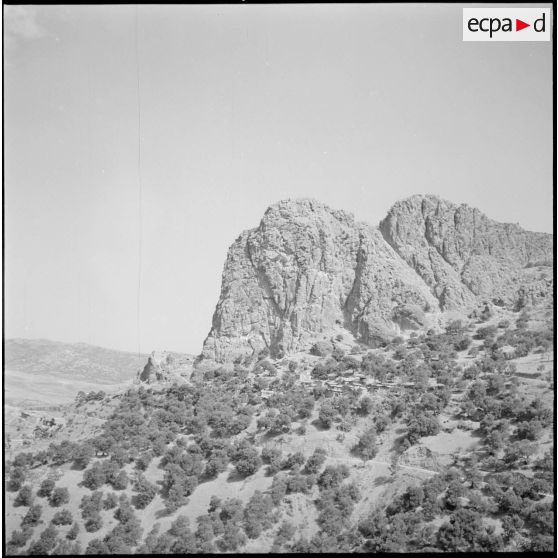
[
  {"x1": 262, "y1": 447, "x2": 283, "y2": 476},
  {"x1": 233, "y1": 449, "x2": 261, "y2": 478},
  {"x1": 49, "y1": 487, "x2": 70, "y2": 507},
  {"x1": 7, "y1": 466, "x2": 26, "y2": 492},
  {"x1": 52, "y1": 539, "x2": 82, "y2": 555},
  {"x1": 354, "y1": 427, "x2": 378, "y2": 461},
  {"x1": 84, "y1": 512, "x2": 103, "y2": 532},
  {"x1": 22, "y1": 504, "x2": 43, "y2": 527},
  {"x1": 103, "y1": 492, "x2": 119, "y2": 510},
  {"x1": 358, "y1": 396, "x2": 374, "y2": 416},
  {"x1": 270, "y1": 475, "x2": 288, "y2": 506},
  {"x1": 66, "y1": 522, "x2": 80, "y2": 541},
  {"x1": 111, "y1": 470, "x2": 129, "y2": 490},
  {"x1": 319, "y1": 401, "x2": 337, "y2": 429},
  {"x1": 243, "y1": 490, "x2": 273, "y2": 538},
  {"x1": 28, "y1": 525, "x2": 59, "y2": 555},
  {"x1": 85, "y1": 539, "x2": 110, "y2": 554},
  {"x1": 9, "y1": 528, "x2": 32, "y2": 548},
  {"x1": 135, "y1": 451, "x2": 153, "y2": 472},
  {"x1": 132, "y1": 475, "x2": 158, "y2": 509},
  {"x1": 72, "y1": 443, "x2": 94, "y2": 470},
  {"x1": 14, "y1": 485, "x2": 33, "y2": 507},
  {"x1": 37, "y1": 479, "x2": 55, "y2": 498},
  {"x1": 218, "y1": 523, "x2": 247, "y2": 552},
  {"x1": 406, "y1": 411, "x2": 439, "y2": 445},
  {"x1": 317, "y1": 465, "x2": 350, "y2": 491},
  {"x1": 304, "y1": 448, "x2": 327, "y2": 475},
  {"x1": 51, "y1": 509, "x2": 73, "y2": 526}
]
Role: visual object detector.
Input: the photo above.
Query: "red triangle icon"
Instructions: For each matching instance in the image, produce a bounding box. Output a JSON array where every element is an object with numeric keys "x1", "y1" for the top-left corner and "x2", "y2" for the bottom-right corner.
[{"x1": 516, "y1": 19, "x2": 530, "y2": 31}]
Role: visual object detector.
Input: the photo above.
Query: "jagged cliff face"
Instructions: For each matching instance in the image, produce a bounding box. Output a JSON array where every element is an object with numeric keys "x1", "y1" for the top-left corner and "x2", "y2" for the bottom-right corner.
[
  {"x1": 379, "y1": 195, "x2": 553, "y2": 309},
  {"x1": 201, "y1": 196, "x2": 552, "y2": 363},
  {"x1": 202, "y1": 199, "x2": 438, "y2": 362}
]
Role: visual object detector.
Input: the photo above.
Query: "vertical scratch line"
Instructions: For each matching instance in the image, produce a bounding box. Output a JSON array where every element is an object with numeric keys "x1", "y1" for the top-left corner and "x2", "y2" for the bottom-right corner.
[{"x1": 135, "y1": 5, "x2": 143, "y2": 360}]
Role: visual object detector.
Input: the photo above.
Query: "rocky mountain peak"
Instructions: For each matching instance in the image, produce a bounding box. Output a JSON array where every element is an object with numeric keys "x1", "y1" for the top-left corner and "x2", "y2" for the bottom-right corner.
[
  {"x1": 201, "y1": 196, "x2": 552, "y2": 363},
  {"x1": 380, "y1": 195, "x2": 553, "y2": 309}
]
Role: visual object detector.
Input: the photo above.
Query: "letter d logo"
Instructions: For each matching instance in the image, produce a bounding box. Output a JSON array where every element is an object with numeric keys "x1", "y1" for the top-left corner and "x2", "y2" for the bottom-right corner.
[{"x1": 534, "y1": 13, "x2": 546, "y2": 32}]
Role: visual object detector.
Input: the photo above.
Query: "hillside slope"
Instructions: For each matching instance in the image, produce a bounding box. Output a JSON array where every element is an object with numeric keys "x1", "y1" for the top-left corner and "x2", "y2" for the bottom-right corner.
[
  {"x1": 4, "y1": 300, "x2": 554, "y2": 554},
  {"x1": 5, "y1": 339, "x2": 147, "y2": 384}
]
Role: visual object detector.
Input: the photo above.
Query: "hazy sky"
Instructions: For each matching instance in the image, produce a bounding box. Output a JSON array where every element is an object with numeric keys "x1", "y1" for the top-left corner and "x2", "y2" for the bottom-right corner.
[{"x1": 4, "y1": 4, "x2": 553, "y2": 355}]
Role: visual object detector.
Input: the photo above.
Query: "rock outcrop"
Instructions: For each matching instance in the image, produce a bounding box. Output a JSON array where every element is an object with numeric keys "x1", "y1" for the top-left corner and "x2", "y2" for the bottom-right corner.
[
  {"x1": 202, "y1": 199, "x2": 438, "y2": 363},
  {"x1": 138, "y1": 351, "x2": 194, "y2": 383},
  {"x1": 379, "y1": 195, "x2": 553, "y2": 309},
  {"x1": 201, "y1": 196, "x2": 552, "y2": 363}
]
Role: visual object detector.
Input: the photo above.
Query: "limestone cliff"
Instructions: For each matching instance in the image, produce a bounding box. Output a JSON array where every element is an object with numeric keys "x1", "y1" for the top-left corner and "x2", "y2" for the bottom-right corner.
[
  {"x1": 201, "y1": 196, "x2": 552, "y2": 363},
  {"x1": 379, "y1": 195, "x2": 553, "y2": 309},
  {"x1": 202, "y1": 199, "x2": 437, "y2": 362}
]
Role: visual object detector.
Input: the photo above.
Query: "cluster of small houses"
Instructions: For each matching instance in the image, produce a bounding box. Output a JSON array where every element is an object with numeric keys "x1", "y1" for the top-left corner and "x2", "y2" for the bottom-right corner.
[
  {"x1": 6, "y1": 411, "x2": 66, "y2": 452},
  {"x1": 302, "y1": 370, "x2": 375, "y2": 395},
  {"x1": 257, "y1": 366, "x2": 421, "y2": 400},
  {"x1": 254, "y1": 358, "x2": 476, "y2": 401},
  {"x1": 19, "y1": 411, "x2": 66, "y2": 439}
]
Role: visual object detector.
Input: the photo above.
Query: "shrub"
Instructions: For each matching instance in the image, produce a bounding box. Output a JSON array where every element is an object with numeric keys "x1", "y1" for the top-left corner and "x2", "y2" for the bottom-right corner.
[
  {"x1": 112, "y1": 470, "x2": 129, "y2": 490},
  {"x1": 230, "y1": 444, "x2": 261, "y2": 478},
  {"x1": 204, "y1": 449, "x2": 229, "y2": 479},
  {"x1": 72, "y1": 443, "x2": 94, "y2": 470},
  {"x1": 272, "y1": 521, "x2": 296, "y2": 551},
  {"x1": 436, "y1": 508, "x2": 487, "y2": 551},
  {"x1": 28, "y1": 525, "x2": 59, "y2": 555},
  {"x1": 243, "y1": 491, "x2": 273, "y2": 538},
  {"x1": 281, "y1": 451, "x2": 306, "y2": 471},
  {"x1": 270, "y1": 475, "x2": 288, "y2": 506},
  {"x1": 103, "y1": 492, "x2": 119, "y2": 510},
  {"x1": 354, "y1": 427, "x2": 378, "y2": 461},
  {"x1": 37, "y1": 479, "x2": 55, "y2": 498},
  {"x1": 358, "y1": 396, "x2": 374, "y2": 415},
  {"x1": 318, "y1": 401, "x2": 337, "y2": 428},
  {"x1": 51, "y1": 509, "x2": 73, "y2": 526},
  {"x1": 406, "y1": 411, "x2": 440, "y2": 445},
  {"x1": 49, "y1": 487, "x2": 70, "y2": 507},
  {"x1": 9, "y1": 527, "x2": 33, "y2": 548},
  {"x1": 310, "y1": 341, "x2": 333, "y2": 357},
  {"x1": 66, "y1": 522, "x2": 80, "y2": 541},
  {"x1": 7, "y1": 466, "x2": 26, "y2": 492},
  {"x1": 82, "y1": 462, "x2": 107, "y2": 490},
  {"x1": 80, "y1": 491, "x2": 103, "y2": 519},
  {"x1": 374, "y1": 413, "x2": 390, "y2": 433},
  {"x1": 516, "y1": 420, "x2": 543, "y2": 441},
  {"x1": 85, "y1": 539, "x2": 110, "y2": 554},
  {"x1": 22, "y1": 504, "x2": 43, "y2": 527},
  {"x1": 304, "y1": 448, "x2": 327, "y2": 474},
  {"x1": 287, "y1": 473, "x2": 314, "y2": 494},
  {"x1": 14, "y1": 485, "x2": 33, "y2": 507},
  {"x1": 135, "y1": 451, "x2": 153, "y2": 472},
  {"x1": 84, "y1": 512, "x2": 103, "y2": 532},
  {"x1": 12, "y1": 452, "x2": 34, "y2": 468},
  {"x1": 132, "y1": 476, "x2": 158, "y2": 509},
  {"x1": 52, "y1": 539, "x2": 82, "y2": 555},
  {"x1": 217, "y1": 523, "x2": 247, "y2": 552},
  {"x1": 262, "y1": 447, "x2": 282, "y2": 474},
  {"x1": 475, "y1": 325, "x2": 498, "y2": 341},
  {"x1": 318, "y1": 465, "x2": 350, "y2": 491}
]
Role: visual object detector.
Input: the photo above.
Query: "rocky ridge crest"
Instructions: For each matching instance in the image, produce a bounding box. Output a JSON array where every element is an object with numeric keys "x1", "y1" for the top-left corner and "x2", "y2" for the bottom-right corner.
[{"x1": 201, "y1": 196, "x2": 552, "y2": 363}]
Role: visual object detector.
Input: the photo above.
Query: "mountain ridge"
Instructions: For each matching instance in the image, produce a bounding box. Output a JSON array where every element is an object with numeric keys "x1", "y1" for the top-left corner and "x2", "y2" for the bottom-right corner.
[
  {"x1": 4, "y1": 338, "x2": 149, "y2": 383},
  {"x1": 201, "y1": 195, "x2": 552, "y2": 363}
]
